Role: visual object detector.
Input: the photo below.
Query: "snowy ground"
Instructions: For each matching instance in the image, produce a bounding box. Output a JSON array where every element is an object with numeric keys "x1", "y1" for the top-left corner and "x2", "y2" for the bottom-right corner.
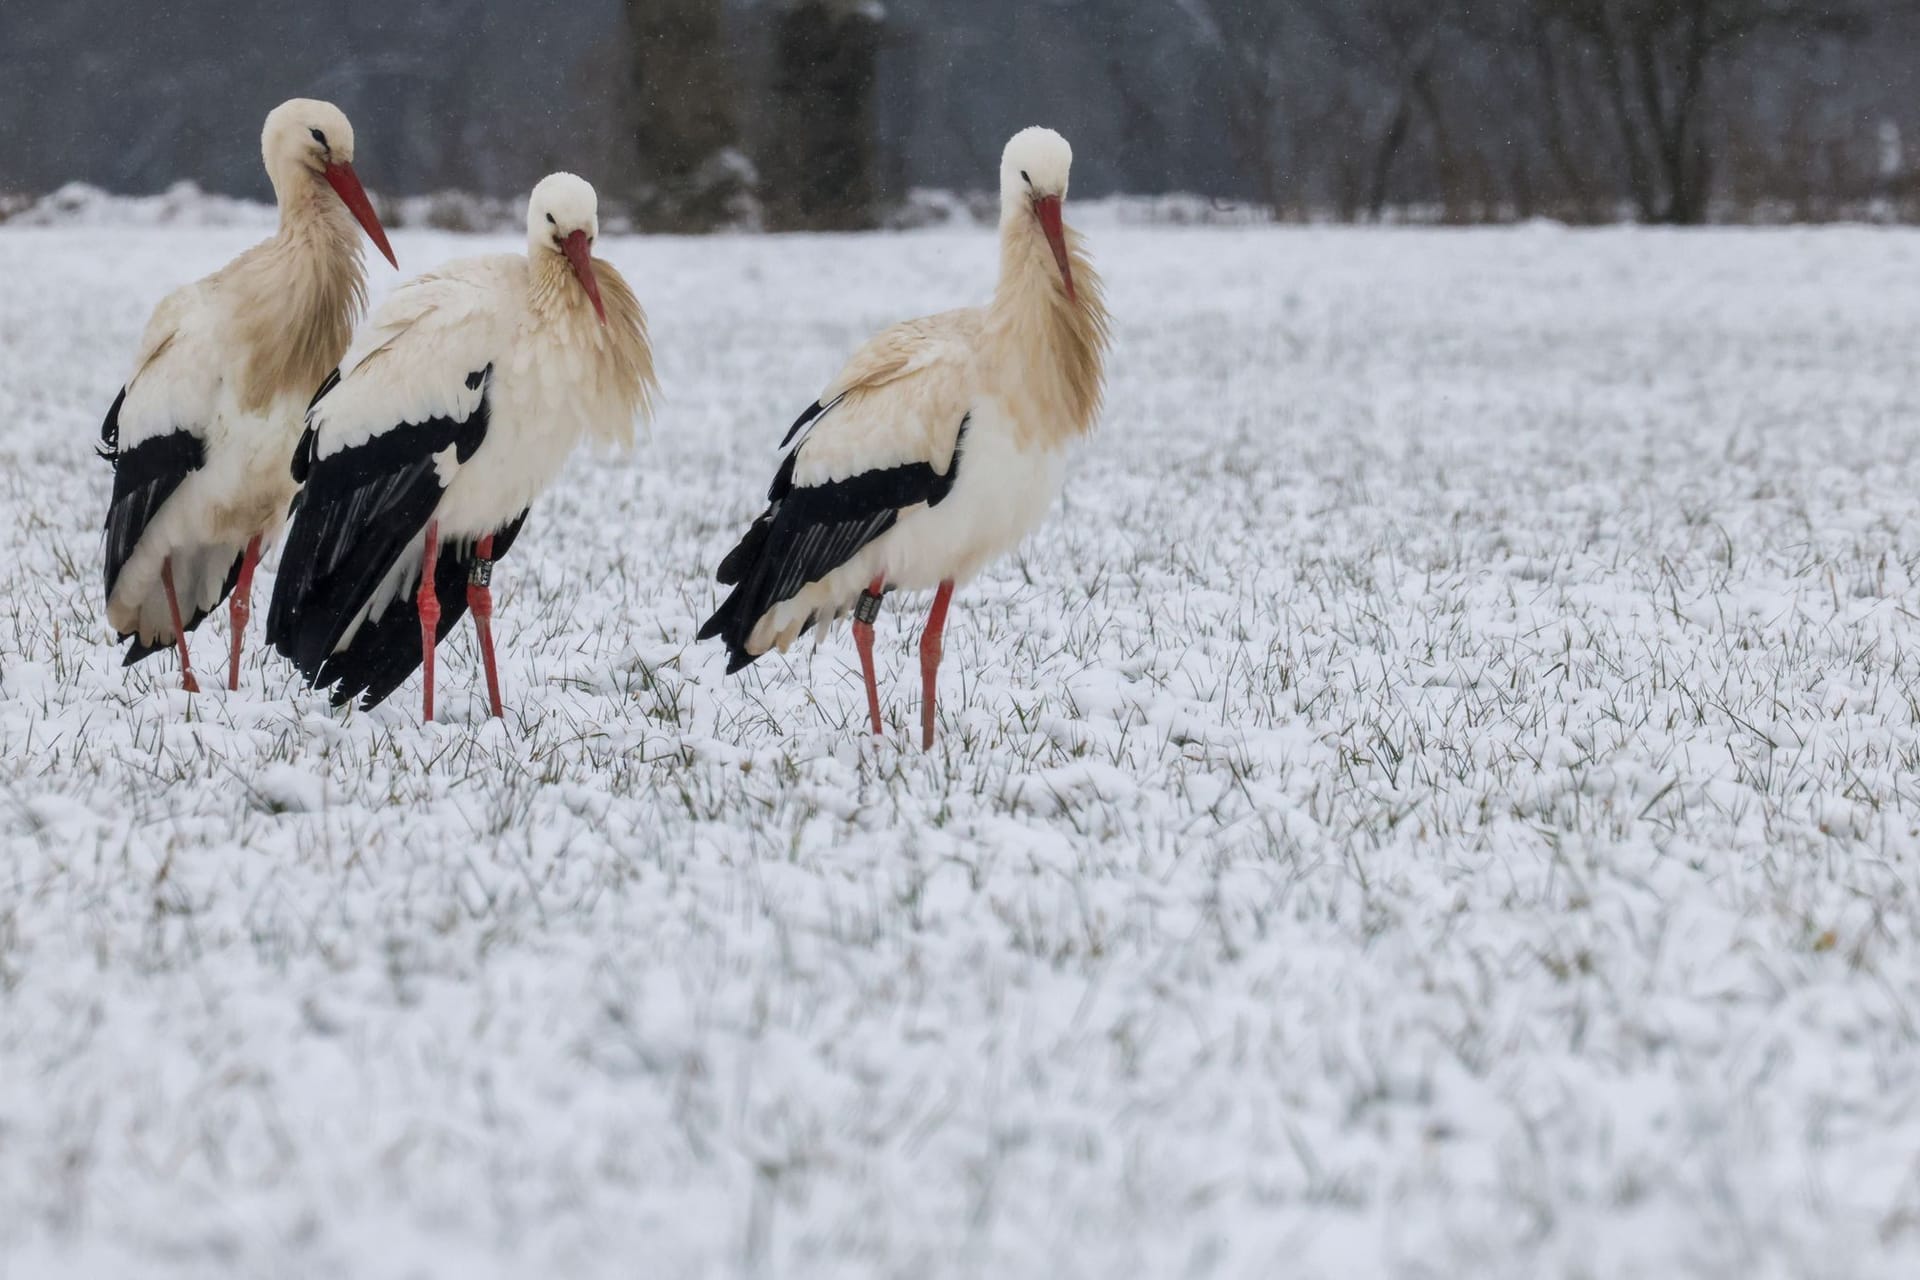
[{"x1": 4, "y1": 222, "x2": 1920, "y2": 1279}]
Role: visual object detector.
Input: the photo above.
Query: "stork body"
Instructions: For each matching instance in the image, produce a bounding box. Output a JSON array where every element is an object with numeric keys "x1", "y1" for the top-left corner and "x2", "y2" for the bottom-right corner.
[
  {"x1": 98, "y1": 99, "x2": 395, "y2": 692},
  {"x1": 266, "y1": 173, "x2": 654, "y2": 718},
  {"x1": 701, "y1": 127, "x2": 1110, "y2": 747}
]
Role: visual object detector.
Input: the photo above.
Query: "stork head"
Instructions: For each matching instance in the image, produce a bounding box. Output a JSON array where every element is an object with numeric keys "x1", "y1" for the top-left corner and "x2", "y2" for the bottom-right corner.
[
  {"x1": 261, "y1": 98, "x2": 396, "y2": 268},
  {"x1": 529, "y1": 172, "x2": 607, "y2": 326},
  {"x1": 1000, "y1": 127, "x2": 1076, "y2": 302}
]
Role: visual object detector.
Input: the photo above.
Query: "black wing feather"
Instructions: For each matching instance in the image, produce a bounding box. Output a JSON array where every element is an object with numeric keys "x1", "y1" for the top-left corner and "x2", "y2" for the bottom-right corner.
[
  {"x1": 100, "y1": 389, "x2": 256, "y2": 665},
  {"x1": 715, "y1": 450, "x2": 800, "y2": 587},
  {"x1": 290, "y1": 367, "x2": 343, "y2": 487},
  {"x1": 777, "y1": 394, "x2": 843, "y2": 450},
  {"x1": 97, "y1": 386, "x2": 125, "y2": 462},
  {"x1": 100, "y1": 393, "x2": 205, "y2": 604},
  {"x1": 267, "y1": 366, "x2": 492, "y2": 690},
  {"x1": 699, "y1": 415, "x2": 968, "y2": 673},
  {"x1": 119, "y1": 553, "x2": 243, "y2": 667},
  {"x1": 315, "y1": 510, "x2": 528, "y2": 710}
]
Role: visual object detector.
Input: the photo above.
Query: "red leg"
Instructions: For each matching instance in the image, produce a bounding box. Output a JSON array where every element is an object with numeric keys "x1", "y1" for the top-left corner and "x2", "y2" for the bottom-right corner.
[
  {"x1": 852, "y1": 575, "x2": 885, "y2": 736},
  {"x1": 918, "y1": 580, "x2": 955, "y2": 749},
  {"x1": 160, "y1": 556, "x2": 200, "y2": 694},
  {"x1": 417, "y1": 521, "x2": 441, "y2": 722},
  {"x1": 467, "y1": 534, "x2": 503, "y2": 718},
  {"x1": 227, "y1": 534, "x2": 262, "y2": 691}
]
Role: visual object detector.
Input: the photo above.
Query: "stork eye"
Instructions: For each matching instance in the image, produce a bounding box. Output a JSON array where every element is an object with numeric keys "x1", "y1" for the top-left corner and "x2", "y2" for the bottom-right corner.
[
  {"x1": 310, "y1": 128, "x2": 328, "y2": 147},
  {"x1": 546, "y1": 212, "x2": 556, "y2": 225},
  {"x1": 1020, "y1": 169, "x2": 1031, "y2": 185}
]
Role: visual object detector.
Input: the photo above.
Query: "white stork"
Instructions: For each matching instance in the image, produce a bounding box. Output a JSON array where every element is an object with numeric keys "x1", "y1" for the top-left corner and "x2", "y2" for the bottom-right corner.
[
  {"x1": 99, "y1": 98, "x2": 396, "y2": 693},
  {"x1": 700, "y1": 126, "x2": 1110, "y2": 748},
  {"x1": 266, "y1": 172, "x2": 655, "y2": 720}
]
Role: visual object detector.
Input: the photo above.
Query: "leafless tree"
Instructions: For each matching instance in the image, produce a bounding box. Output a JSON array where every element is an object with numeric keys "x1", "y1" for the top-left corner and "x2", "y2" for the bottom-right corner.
[
  {"x1": 624, "y1": 0, "x2": 753, "y2": 230},
  {"x1": 1294, "y1": 0, "x2": 1466, "y2": 219},
  {"x1": 1175, "y1": 0, "x2": 1288, "y2": 212},
  {"x1": 1527, "y1": 0, "x2": 1873, "y2": 223},
  {"x1": 1448, "y1": 0, "x2": 1610, "y2": 221},
  {"x1": 762, "y1": 0, "x2": 883, "y2": 231}
]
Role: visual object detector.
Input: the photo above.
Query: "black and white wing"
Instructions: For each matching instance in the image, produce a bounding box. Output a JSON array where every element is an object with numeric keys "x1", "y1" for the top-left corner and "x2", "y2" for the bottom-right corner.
[
  {"x1": 99, "y1": 286, "x2": 242, "y2": 663},
  {"x1": 268, "y1": 261, "x2": 526, "y2": 709},
  {"x1": 312, "y1": 506, "x2": 527, "y2": 712},
  {"x1": 699, "y1": 311, "x2": 979, "y2": 672},
  {"x1": 266, "y1": 363, "x2": 493, "y2": 704}
]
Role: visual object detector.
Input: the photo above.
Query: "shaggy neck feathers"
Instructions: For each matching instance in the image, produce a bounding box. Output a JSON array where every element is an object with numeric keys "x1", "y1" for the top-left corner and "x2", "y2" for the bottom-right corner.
[
  {"x1": 229, "y1": 175, "x2": 367, "y2": 414},
  {"x1": 527, "y1": 249, "x2": 657, "y2": 450},
  {"x1": 986, "y1": 207, "x2": 1110, "y2": 449}
]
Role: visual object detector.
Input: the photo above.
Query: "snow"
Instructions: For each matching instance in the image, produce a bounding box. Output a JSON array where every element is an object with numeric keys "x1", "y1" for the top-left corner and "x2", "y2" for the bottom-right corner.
[
  {"x1": 7, "y1": 182, "x2": 1274, "y2": 233},
  {"x1": 8, "y1": 181, "x2": 281, "y2": 229},
  {"x1": 4, "y1": 221, "x2": 1920, "y2": 1278}
]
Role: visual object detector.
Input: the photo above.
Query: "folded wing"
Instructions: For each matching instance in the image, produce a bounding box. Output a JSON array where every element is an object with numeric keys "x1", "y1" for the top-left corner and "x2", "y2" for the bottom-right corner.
[
  {"x1": 700, "y1": 309, "x2": 980, "y2": 670},
  {"x1": 100, "y1": 285, "x2": 246, "y2": 659},
  {"x1": 267, "y1": 265, "x2": 515, "y2": 706}
]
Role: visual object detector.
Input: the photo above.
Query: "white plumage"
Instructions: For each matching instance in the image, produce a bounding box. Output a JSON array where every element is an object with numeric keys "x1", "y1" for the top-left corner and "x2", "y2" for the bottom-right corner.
[
  {"x1": 702, "y1": 127, "x2": 1111, "y2": 747},
  {"x1": 99, "y1": 98, "x2": 395, "y2": 691},
  {"x1": 267, "y1": 173, "x2": 656, "y2": 720}
]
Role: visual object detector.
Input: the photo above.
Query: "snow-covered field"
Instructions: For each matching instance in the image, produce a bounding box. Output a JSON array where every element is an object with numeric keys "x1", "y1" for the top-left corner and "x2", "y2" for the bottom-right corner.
[{"x1": 4, "y1": 221, "x2": 1920, "y2": 1279}]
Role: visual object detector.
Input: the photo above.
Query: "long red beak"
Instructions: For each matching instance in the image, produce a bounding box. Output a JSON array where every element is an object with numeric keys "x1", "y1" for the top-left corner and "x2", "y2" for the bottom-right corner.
[
  {"x1": 1034, "y1": 195, "x2": 1075, "y2": 303},
  {"x1": 323, "y1": 161, "x2": 397, "y2": 269},
  {"x1": 562, "y1": 230, "x2": 607, "y2": 326}
]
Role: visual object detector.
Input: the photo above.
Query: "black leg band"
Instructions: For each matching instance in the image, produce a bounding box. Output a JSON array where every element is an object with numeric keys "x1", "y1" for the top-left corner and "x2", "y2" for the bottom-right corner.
[
  {"x1": 468, "y1": 557, "x2": 493, "y2": 588},
  {"x1": 854, "y1": 588, "x2": 883, "y2": 626}
]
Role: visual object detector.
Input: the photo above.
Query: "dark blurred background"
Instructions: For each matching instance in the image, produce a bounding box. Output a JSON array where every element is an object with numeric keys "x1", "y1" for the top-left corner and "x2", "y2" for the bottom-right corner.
[{"x1": 2, "y1": 0, "x2": 1916, "y2": 227}]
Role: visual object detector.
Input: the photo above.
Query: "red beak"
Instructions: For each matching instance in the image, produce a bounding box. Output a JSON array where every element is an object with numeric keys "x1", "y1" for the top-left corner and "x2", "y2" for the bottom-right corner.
[
  {"x1": 323, "y1": 161, "x2": 397, "y2": 269},
  {"x1": 562, "y1": 229, "x2": 607, "y2": 326},
  {"x1": 1033, "y1": 194, "x2": 1075, "y2": 303}
]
